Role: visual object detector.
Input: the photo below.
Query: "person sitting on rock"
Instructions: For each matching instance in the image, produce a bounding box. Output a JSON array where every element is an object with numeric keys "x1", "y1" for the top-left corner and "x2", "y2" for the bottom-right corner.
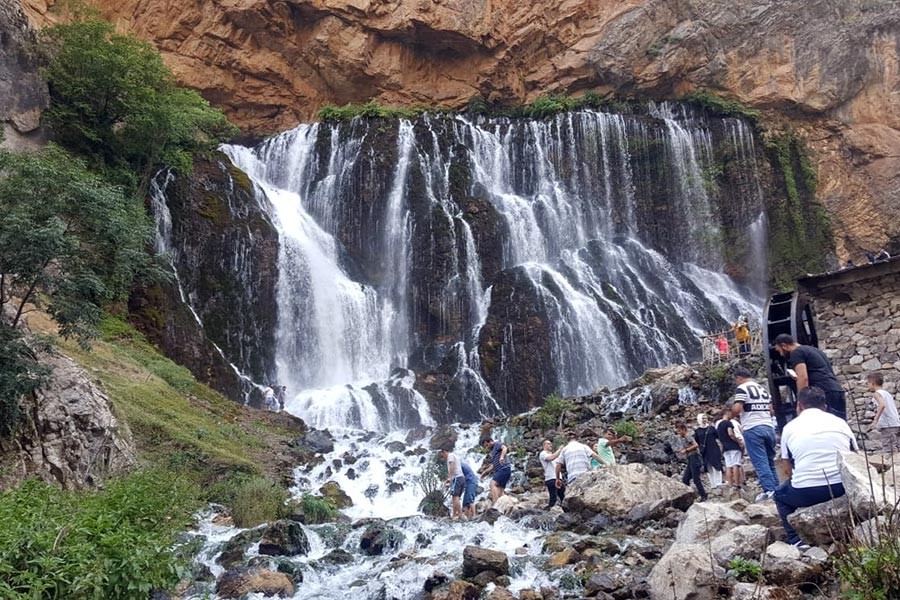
[
  {"x1": 479, "y1": 437, "x2": 512, "y2": 502},
  {"x1": 440, "y1": 448, "x2": 466, "y2": 519},
  {"x1": 555, "y1": 431, "x2": 604, "y2": 490},
  {"x1": 591, "y1": 428, "x2": 632, "y2": 467},
  {"x1": 774, "y1": 386, "x2": 859, "y2": 549},
  {"x1": 674, "y1": 422, "x2": 708, "y2": 502},
  {"x1": 732, "y1": 366, "x2": 778, "y2": 501},
  {"x1": 539, "y1": 439, "x2": 564, "y2": 509},
  {"x1": 867, "y1": 371, "x2": 900, "y2": 452}
]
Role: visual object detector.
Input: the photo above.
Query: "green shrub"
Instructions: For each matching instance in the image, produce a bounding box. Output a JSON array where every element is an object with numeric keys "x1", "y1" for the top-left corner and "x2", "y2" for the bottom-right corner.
[
  {"x1": 533, "y1": 393, "x2": 573, "y2": 430},
  {"x1": 317, "y1": 101, "x2": 424, "y2": 122},
  {"x1": 728, "y1": 557, "x2": 761, "y2": 582},
  {"x1": 213, "y1": 474, "x2": 289, "y2": 527},
  {"x1": 296, "y1": 494, "x2": 338, "y2": 524},
  {"x1": 836, "y1": 514, "x2": 900, "y2": 600},
  {"x1": 0, "y1": 470, "x2": 199, "y2": 599},
  {"x1": 612, "y1": 420, "x2": 640, "y2": 440},
  {"x1": 41, "y1": 18, "x2": 237, "y2": 192},
  {"x1": 0, "y1": 324, "x2": 49, "y2": 437},
  {"x1": 682, "y1": 92, "x2": 762, "y2": 125}
]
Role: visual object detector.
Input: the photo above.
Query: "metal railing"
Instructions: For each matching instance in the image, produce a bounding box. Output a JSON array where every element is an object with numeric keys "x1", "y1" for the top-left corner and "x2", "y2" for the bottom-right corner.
[{"x1": 700, "y1": 327, "x2": 762, "y2": 364}]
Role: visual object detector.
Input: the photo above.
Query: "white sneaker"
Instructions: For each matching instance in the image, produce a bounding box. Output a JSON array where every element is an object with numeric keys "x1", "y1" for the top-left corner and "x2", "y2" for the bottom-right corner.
[{"x1": 755, "y1": 491, "x2": 774, "y2": 502}]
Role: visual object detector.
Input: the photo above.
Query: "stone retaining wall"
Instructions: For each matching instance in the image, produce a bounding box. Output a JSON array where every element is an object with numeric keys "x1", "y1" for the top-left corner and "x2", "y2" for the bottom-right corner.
[{"x1": 810, "y1": 271, "x2": 900, "y2": 432}]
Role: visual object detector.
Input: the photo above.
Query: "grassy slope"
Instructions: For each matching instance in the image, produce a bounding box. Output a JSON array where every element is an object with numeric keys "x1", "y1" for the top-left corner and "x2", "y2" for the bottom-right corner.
[{"x1": 34, "y1": 313, "x2": 303, "y2": 491}]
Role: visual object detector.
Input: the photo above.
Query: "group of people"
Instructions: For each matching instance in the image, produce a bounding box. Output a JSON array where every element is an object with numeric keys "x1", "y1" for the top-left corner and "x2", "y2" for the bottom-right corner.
[
  {"x1": 438, "y1": 437, "x2": 515, "y2": 519},
  {"x1": 843, "y1": 248, "x2": 891, "y2": 269},
  {"x1": 263, "y1": 385, "x2": 287, "y2": 412},
  {"x1": 673, "y1": 408, "x2": 747, "y2": 502}
]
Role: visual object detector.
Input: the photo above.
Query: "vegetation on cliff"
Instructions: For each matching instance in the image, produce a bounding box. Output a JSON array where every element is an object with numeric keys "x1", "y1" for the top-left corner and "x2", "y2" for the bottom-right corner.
[{"x1": 40, "y1": 18, "x2": 237, "y2": 193}]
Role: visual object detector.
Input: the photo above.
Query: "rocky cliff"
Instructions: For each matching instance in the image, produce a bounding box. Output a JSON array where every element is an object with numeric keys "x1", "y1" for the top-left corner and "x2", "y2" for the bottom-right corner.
[
  {"x1": 1, "y1": 0, "x2": 46, "y2": 149},
  {"x1": 20, "y1": 0, "x2": 900, "y2": 260}
]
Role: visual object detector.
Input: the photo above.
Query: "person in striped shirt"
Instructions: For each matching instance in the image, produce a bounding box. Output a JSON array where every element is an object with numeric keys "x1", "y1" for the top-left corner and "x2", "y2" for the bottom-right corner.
[{"x1": 555, "y1": 431, "x2": 604, "y2": 489}]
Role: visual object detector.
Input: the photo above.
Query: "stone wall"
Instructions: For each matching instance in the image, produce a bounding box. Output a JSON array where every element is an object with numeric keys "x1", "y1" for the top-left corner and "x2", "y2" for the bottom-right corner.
[{"x1": 808, "y1": 269, "x2": 900, "y2": 432}]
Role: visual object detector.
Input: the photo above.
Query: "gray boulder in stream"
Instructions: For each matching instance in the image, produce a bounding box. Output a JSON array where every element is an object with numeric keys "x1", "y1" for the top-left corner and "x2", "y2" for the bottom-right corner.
[
  {"x1": 258, "y1": 519, "x2": 310, "y2": 556},
  {"x1": 461, "y1": 546, "x2": 509, "y2": 578}
]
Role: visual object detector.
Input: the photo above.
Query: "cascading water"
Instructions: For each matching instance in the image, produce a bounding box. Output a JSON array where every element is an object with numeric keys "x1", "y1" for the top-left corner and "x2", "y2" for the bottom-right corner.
[{"x1": 218, "y1": 104, "x2": 766, "y2": 427}]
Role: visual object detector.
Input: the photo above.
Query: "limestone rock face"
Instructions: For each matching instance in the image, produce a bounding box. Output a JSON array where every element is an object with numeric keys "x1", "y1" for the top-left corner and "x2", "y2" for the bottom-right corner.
[
  {"x1": 567, "y1": 463, "x2": 696, "y2": 518},
  {"x1": 709, "y1": 524, "x2": 769, "y2": 567},
  {"x1": 839, "y1": 450, "x2": 898, "y2": 516},
  {"x1": 20, "y1": 0, "x2": 900, "y2": 257},
  {"x1": 0, "y1": 349, "x2": 135, "y2": 489},
  {"x1": 787, "y1": 494, "x2": 851, "y2": 547},
  {"x1": 0, "y1": 0, "x2": 47, "y2": 150}
]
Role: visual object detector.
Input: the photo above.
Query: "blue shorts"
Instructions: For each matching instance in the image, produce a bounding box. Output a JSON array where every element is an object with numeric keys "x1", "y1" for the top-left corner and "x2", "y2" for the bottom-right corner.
[
  {"x1": 463, "y1": 479, "x2": 478, "y2": 507},
  {"x1": 450, "y1": 476, "x2": 465, "y2": 497},
  {"x1": 492, "y1": 467, "x2": 511, "y2": 488}
]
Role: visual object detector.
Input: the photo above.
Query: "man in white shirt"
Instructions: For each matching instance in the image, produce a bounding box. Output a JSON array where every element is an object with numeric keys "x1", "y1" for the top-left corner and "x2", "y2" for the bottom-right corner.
[
  {"x1": 555, "y1": 432, "x2": 604, "y2": 489},
  {"x1": 774, "y1": 386, "x2": 859, "y2": 549},
  {"x1": 539, "y1": 439, "x2": 564, "y2": 509},
  {"x1": 732, "y1": 366, "x2": 778, "y2": 501},
  {"x1": 440, "y1": 448, "x2": 466, "y2": 519}
]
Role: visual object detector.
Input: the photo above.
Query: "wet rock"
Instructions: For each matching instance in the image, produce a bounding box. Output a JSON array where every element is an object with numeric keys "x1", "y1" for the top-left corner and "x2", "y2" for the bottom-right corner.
[
  {"x1": 191, "y1": 562, "x2": 214, "y2": 582},
  {"x1": 346, "y1": 468, "x2": 358, "y2": 480},
  {"x1": 566, "y1": 464, "x2": 696, "y2": 518},
  {"x1": 626, "y1": 499, "x2": 669, "y2": 522},
  {"x1": 648, "y1": 542, "x2": 724, "y2": 600},
  {"x1": 320, "y1": 548, "x2": 354, "y2": 565},
  {"x1": 320, "y1": 481, "x2": 353, "y2": 508},
  {"x1": 385, "y1": 440, "x2": 406, "y2": 453},
  {"x1": 388, "y1": 481, "x2": 404, "y2": 494},
  {"x1": 547, "y1": 547, "x2": 581, "y2": 567},
  {"x1": 292, "y1": 429, "x2": 334, "y2": 454},
  {"x1": 462, "y1": 545, "x2": 509, "y2": 578},
  {"x1": 584, "y1": 571, "x2": 633, "y2": 597},
  {"x1": 217, "y1": 527, "x2": 265, "y2": 569},
  {"x1": 215, "y1": 567, "x2": 294, "y2": 598},
  {"x1": 428, "y1": 580, "x2": 479, "y2": 600},
  {"x1": 710, "y1": 524, "x2": 769, "y2": 566},
  {"x1": 487, "y1": 587, "x2": 517, "y2": 600},
  {"x1": 274, "y1": 559, "x2": 304, "y2": 584},
  {"x1": 429, "y1": 425, "x2": 458, "y2": 451},
  {"x1": 359, "y1": 522, "x2": 405, "y2": 556},
  {"x1": 493, "y1": 495, "x2": 519, "y2": 514},
  {"x1": 258, "y1": 520, "x2": 310, "y2": 557},
  {"x1": 787, "y1": 494, "x2": 850, "y2": 547},
  {"x1": 424, "y1": 571, "x2": 451, "y2": 593},
  {"x1": 675, "y1": 501, "x2": 749, "y2": 544},
  {"x1": 471, "y1": 570, "x2": 502, "y2": 586},
  {"x1": 574, "y1": 513, "x2": 611, "y2": 535},
  {"x1": 518, "y1": 591, "x2": 543, "y2": 600},
  {"x1": 419, "y1": 490, "x2": 450, "y2": 517}
]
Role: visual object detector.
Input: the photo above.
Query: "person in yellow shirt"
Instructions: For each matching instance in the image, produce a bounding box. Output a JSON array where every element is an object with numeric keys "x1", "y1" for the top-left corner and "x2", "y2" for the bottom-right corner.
[{"x1": 733, "y1": 315, "x2": 751, "y2": 355}]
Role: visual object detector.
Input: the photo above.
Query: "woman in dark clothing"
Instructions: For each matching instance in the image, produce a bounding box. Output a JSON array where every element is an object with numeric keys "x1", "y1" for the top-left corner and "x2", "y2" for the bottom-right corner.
[{"x1": 695, "y1": 414, "x2": 724, "y2": 488}]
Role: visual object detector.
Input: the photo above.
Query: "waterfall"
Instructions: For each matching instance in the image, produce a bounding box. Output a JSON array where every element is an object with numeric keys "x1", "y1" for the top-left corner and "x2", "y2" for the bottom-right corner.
[{"x1": 220, "y1": 105, "x2": 766, "y2": 428}]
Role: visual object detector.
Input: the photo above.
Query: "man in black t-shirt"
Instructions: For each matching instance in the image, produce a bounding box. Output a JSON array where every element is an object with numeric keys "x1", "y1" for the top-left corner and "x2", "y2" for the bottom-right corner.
[
  {"x1": 716, "y1": 407, "x2": 744, "y2": 488},
  {"x1": 774, "y1": 334, "x2": 846, "y2": 421}
]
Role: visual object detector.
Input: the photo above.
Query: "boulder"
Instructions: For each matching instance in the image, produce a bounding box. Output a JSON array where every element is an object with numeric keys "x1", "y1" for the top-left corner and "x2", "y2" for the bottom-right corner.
[
  {"x1": 1, "y1": 350, "x2": 135, "y2": 490},
  {"x1": 428, "y1": 580, "x2": 479, "y2": 600},
  {"x1": 787, "y1": 494, "x2": 851, "y2": 547},
  {"x1": 320, "y1": 548, "x2": 354, "y2": 565},
  {"x1": 216, "y1": 567, "x2": 294, "y2": 598},
  {"x1": 648, "y1": 542, "x2": 724, "y2": 600},
  {"x1": 429, "y1": 425, "x2": 458, "y2": 451},
  {"x1": 359, "y1": 521, "x2": 405, "y2": 556},
  {"x1": 853, "y1": 516, "x2": 889, "y2": 544},
  {"x1": 462, "y1": 546, "x2": 509, "y2": 578},
  {"x1": 839, "y1": 451, "x2": 898, "y2": 516},
  {"x1": 742, "y1": 503, "x2": 782, "y2": 528},
  {"x1": 424, "y1": 572, "x2": 451, "y2": 593},
  {"x1": 709, "y1": 524, "x2": 769, "y2": 566},
  {"x1": 763, "y1": 542, "x2": 823, "y2": 586},
  {"x1": 320, "y1": 481, "x2": 353, "y2": 508},
  {"x1": 258, "y1": 520, "x2": 310, "y2": 556},
  {"x1": 493, "y1": 495, "x2": 518, "y2": 515},
  {"x1": 217, "y1": 527, "x2": 265, "y2": 569},
  {"x1": 546, "y1": 547, "x2": 581, "y2": 567},
  {"x1": 730, "y1": 583, "x2": 791, "y2": 599},
  {"x1": 292, "y1": 429, "x2": 334, "y2": 454},
  {"x1": 675, "y1": 501, "x2": 749, "y2": 544},
  {"x1": 487, "y1": 587, "x2": 517, "y2": 600},
  {"x1": 566, "y1": 463, "x2": 696, "y2": 518}
]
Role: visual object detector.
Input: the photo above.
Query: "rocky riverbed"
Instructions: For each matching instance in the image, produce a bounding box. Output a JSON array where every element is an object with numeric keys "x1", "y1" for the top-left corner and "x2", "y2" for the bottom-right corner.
[{"x1": 171, "y1": 360, "x2": 897, "y2": 600}]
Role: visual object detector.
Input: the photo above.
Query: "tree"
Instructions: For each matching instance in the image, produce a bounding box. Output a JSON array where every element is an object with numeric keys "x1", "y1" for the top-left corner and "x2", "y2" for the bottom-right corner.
[
  {"x1": 0, "y1": 146, "x2": 153, "y2": 342},
  {"x1": 0, "y1": 325, "x2": 47, "y2": 437},
  {"x1": 40, "y1": 18, "x2": 237, "y2": 192}
]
